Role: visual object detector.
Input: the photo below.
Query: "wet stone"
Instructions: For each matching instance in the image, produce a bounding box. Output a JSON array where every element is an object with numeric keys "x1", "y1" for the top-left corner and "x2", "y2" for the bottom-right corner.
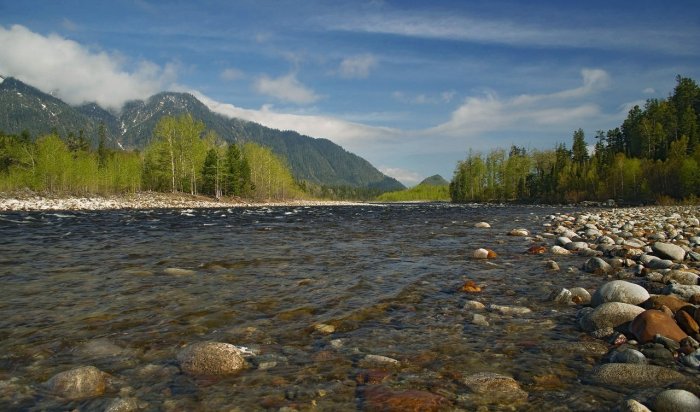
[
  {"x1": 591, "y1": 280, "x2": 650, "y2": 307},
  {"x1": 462, "y1": 372, "x2": 528, "y2": 404},
  {"x1": 363, "y1": 386, "x2": 449, "y2": 412},
  {"x1": 177, "y1": 341, "x2": 247, "y2": 376},
  {"x1": 45, "y1": 365, "x2": 108, "y2": 400},
  {"x1": 590, "y1": 363, "x2": 686, "y2": 387},
  {"x1": 654, "y1": 389, "x2": 700, "y2": 412}
]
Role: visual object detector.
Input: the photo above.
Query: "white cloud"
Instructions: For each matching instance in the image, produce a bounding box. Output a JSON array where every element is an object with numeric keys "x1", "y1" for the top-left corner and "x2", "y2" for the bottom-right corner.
[
  {"x1": 220, "y1": 67, "x2": 243, "y2": 81},
  {"x1": 0, "y1": 24, "x2": 176, "y2": 110},
  {"x1": 379, "y1": 167, "x2": 422, "y2": 186},
  {"x1": 61, "y1": 18, "x2": 78, "y2": 31},
  {"x1": 432, "y1": 69, "x2": 608, "y2": 136},
  {"x1": 643, "y1": 87, "x2": 656, "y2": 94},
  {"x1": 254, "y1": 73, "x2": 320, "y2": 104},
  {"x1": 338, "y1": 54, "x2": 376, "y2": 78},
  {"x1": 393, "y1": 90, "x2": 457, "y2": 105}
]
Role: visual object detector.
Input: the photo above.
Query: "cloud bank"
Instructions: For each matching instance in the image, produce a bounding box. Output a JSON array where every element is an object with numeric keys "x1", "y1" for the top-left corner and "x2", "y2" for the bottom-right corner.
[
  {"x1": 338, "y1": 54, "x2": 377, "y2": 78},
  {"x1": 0, "y1": 24, "x2": 176, "y2": 110},
  {"x1": 254, "y1": 73, "x2": 320, "y2": 104}
]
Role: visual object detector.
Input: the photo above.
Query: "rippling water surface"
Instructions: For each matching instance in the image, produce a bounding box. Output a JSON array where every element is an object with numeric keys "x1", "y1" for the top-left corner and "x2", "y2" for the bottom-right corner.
[{"x1": 0, "y1": 204, "x2": 621, "y2": 411}]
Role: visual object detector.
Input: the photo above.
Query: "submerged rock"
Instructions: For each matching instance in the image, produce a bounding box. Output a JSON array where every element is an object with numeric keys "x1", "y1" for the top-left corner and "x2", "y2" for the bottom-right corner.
[
  {"x1": 474, "y1": 222, "x2": 491, "y2": 228},
  {"x1": 462, "y1": 372, "x2": 528, "y2": 404},
  {"x1": 508, "y1": 228, "x2": 530, "y2": 237},
  {"x1": 177, "y1": 341, "x2": 247, "y2": 375},
  {"x1": 363, "y1": 386, "x2": 449, "y2": 412},
  {"x1": 163, "y1": 267, "x2": 196, "y2": 276},
  {"x1": 577, "y1": 302, "x2": 645, "y2": 333},
  {"x1": 45, "y1": 365, "x2": 108, "y2": 400},
  {"x1": 583, "y1": 257, "x2": 612, "y2": 274},
  {"x1": 570, "y1": 287, "x2": 592, "y2": 305}
]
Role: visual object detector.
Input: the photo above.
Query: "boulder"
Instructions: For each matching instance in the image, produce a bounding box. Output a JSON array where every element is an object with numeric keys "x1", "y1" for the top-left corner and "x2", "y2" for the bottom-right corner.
[
  {"x1": 591, "y1": 280, "x2": 650, "y2": 307},
  {"x1": 652, "y1": 242, "x2": 686, "y2": 261},
  {"x1": 177, "y1": 341, "x2": 247, "y2": 375},
  {"x1": 583, "y1": 257, "x2": 612, "y2": 274},
  {"x1": 577, "y1": 302, "x2": 645, "y2": 333},
  {"x1": 45, "y1": 366, "x2": 108, "y2": 400},
  {"x1": 590, "y1": 363, "x2": 685, "y2": 387},
  {"x1": 654, "y1": 389, "x2": 700, "y2": 412},
  {"x1": 629, "y1": 310, "x2": 688, "y2": 343}
]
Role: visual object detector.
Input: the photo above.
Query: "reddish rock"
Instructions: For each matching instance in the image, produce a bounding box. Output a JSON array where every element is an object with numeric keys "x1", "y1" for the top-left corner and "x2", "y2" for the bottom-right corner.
[
  {"x1": 363, "y1": 386, "x2": 449, "y2": 412},
  {"x1": 526, "y1": 245, "x2": 547, "y2": 255},
  {"x1": 629, "y1": 310, "x2": 688, "y2": 343},
  {"x1": 486, "y1": 249, "x2": 498, "y2": 259},
  {"x1": 643, "y1": 295, "x2": 689, "y2": 313},
  {"x1": 676, "y1": 310, "x2": 700, "y2": 335},
  {"x1": 461, "y1": 281, "x2": 482, "y2": 293},
  {"x1": 689, "y1": 294, "x2": 700, "y2": 305}
]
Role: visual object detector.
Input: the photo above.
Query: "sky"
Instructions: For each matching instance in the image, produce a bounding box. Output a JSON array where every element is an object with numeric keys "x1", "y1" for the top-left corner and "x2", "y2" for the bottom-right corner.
[{"x1": 1, "y1": 1, "x2": 699, "y2": 186}]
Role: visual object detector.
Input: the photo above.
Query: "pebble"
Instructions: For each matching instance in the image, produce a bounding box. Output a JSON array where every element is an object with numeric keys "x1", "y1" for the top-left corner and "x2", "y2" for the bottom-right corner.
[
  {"x1": 363, "y1": 354, "x2": 401, "y2": 366},
  {"x1": 569, "y1": 287, "x2": 592, "y2": 305},
  {"x1": 462, "y1": 372, "x2": 528, "y2": 404},
  {"x1": 583, "y1": 257, "x2": 612, "y2": 274},
  {"x1": 551, "y1": 245, "x2": 571, "y2": 255},
  {"x1": 664, "y1": 284, "x2": 700, "y2": 300},
  {"x1": 621, "y1": 399, "x2": 652, "y2": 412},
  {"x1": 508, "y1": 228, "x2": 530, "y2": 236},
  {"x1": 654, "y1": 389, "x2": 700, "y2": 412},
  {"x1": 488, "y1": 304, "x2": 532, "y2": 315},
  {"x1": 610, "y1": 348, "x2": 646, "y2": 364},
  {"x1": 163, "y1": 267, "x2": 196, "y2": 276},
  {"x1": 549, "y1": 288, "x2": 572, "y2": 304},
  {"x1": 577, "y1": 302, "x2": 645, "y2": 334},
  {"x1": 313, "y1": 323, "x2": 336, "y2": 334},
  {"x1": 105, "y1": 397, "x2": 140, "y2": 412},
  {"x1": 474, "y1": 222, "x2": 491, "y2": 228},
  {"x1": 464, "y1": 300, "x2": 485, "y2": 310},
  {"x1": 471, "y1": 313, "x2": 490, "y2": 326}
]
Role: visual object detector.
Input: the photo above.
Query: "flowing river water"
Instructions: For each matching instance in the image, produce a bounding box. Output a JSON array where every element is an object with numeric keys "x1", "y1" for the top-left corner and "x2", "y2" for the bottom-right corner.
[{"x1": 0, "y1": 204, "x2": 632, "y2": 411}]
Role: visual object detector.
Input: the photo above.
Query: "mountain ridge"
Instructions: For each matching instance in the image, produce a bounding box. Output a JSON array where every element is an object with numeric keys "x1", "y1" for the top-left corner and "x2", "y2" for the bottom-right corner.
[{"x1": 0, "y1": 77, "x2": 404, "y2": 191}]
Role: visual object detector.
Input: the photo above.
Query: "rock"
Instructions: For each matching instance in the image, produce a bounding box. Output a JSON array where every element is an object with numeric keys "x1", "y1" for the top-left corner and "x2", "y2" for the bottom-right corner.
[
  {"x1": 652, "y1": 242, "x2": 687, "y2": 261},
  {"x1": 177, "y1": 341, "x2": 247, "y2": 375},
  {"x1": 461, "y1": 280, "x2": 482, "y2": 293},
  {"x1": 654, "y1": 389, "x2": 700, "y2": 412},
  {"x1": 676, "y1": 310, "x2": 700, "y2": 335},
  {"x1": 590, "y1": 363, "x2": 685, "y2": 387},
  {"x1": 105, "y1": 397, "x2": 139, "y2": 412},
  {"x1": 45, "y1": 366, "x2": 108, "y2": 400},
  {"x1": 664, "y1": 284, "x2": 700, "y2": 300},
  {"x1": 640, "y1": 343, "x2": 675, "y2": 366},
  {"x1": 508, "y1": 228, "x2": 529, "y2": 237},
  {"x1": 646, "y1": 259, "x2": 675, "y2": 270},
  {"x1": 621, "y1": 399, "x2": 652, "y2": 412},
  {"x1": 163, "y1": 267, "x2": 196, "y2": 276},
  {"x1": 472, "y1": 248, "x2": 496, "y2": 259},
  {"x1": 625, "y1": 238, "x2": 648, "y2": 248},
  {"x1": 545, "y1": 260, "x2": 560, "y2": 271},
  {"x1": 629, "y1": 310, "x2": 688, "y2": 343},
  {"x1": 474, "y1": 222, "x2": 491, "y2": 228},
  {"x1": 610, "y1": 348, "x2": 646, "y2": 364},
  {"x1": 663, "y1": 270, "x2": 699, "y2": 285},
  {"x1": 549, "y1": 288, "x2": 572, "y2": 304},
  {"x1": 570, "y1": 287, "x2": 592, "y2": 305},
  {"x1": 591, "y1": 280, "x2": 650, "y2": 307},
  {"x1": 462, "y1": 372, "x2": 528, "y2": 404},
  {"x1": 471, "y1": 313, "x2": 490, "y2": 326},
  {"x1": 363, "y1": 354, "x2": 400, "y2": 366},
  {"x1": 556, "y1": 236, "x2": 573, "y2": 246},
  {"x1": 566, "y1": 241, "x2": 590, "y2": 251},
  {"x1": 526, "y1": 245, "x2": 547, "y2": 254},
  {"x1": 583, "y1": 257, "x2": 612, "y2": 274},
  {"x1": 464, "y1": 300, "x2": 485, "y2": 310},
  {"x1": 78, "y1": 338, "x2": 124, "y2": 358},
  {"x1": 488, "y1": 304, "x2": 532, "y2": 315},
  {"x1": 313, "y1": 323, "x2": 335, "y2": 334},
  {"x1": 551, "y1": 245, "x2": 571, "y2": 255},
  {"x1": 363, "y1": 386, "x2": 449, "y2": 411},
  {"x1": 643, "y1": 295, "x2": 691, "y2": 313},
  {"x1": 577, "y1": 302, "x2": 645, "y2": 333}
]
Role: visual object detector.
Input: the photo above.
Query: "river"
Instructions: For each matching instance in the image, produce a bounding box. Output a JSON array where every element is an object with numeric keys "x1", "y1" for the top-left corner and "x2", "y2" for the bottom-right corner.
[{"x1": 0, "y1": 204, "x2": 627, "y2": 411}]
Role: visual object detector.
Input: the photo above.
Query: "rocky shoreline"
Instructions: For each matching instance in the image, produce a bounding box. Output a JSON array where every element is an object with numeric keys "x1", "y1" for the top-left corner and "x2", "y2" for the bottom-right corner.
[
  {"x1": 537, "y1": 206, "x2": 700, "y2": 411},
  {"x1": 0, "y1": 191, "x2": 368, "y2": 211}
]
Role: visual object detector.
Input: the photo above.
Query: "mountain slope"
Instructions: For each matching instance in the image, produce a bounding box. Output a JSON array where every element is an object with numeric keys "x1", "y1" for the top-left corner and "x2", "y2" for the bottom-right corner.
[
  {"x1": 419, "y1": 174, "x2": 449, "y2": 186},
  {"x1": 0, "y1": 77, "x2": 404, "y2": 191}
]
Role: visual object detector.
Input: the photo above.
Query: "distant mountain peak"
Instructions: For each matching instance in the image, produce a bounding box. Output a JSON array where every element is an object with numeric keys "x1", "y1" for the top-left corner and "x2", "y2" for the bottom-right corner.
[{"x1": 419, "y1": 175, "x2": 449, "y2": 186}]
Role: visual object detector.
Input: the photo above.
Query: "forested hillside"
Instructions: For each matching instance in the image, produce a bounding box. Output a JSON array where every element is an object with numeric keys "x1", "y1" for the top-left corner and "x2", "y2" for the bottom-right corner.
[
  {"x1": 451, "y1": 75, "x2": 700, "y2": 204},
  {"x1": 0, "y1": 77, "x2": 404, "y2": 192}
]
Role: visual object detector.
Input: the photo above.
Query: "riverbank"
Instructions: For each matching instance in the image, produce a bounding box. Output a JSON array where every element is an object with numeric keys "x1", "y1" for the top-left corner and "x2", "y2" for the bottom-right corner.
[
  {"x1": 535, "y1": 205, "x2": 700, "y2": 410},
  {"x1": 0, "y1": 191, "x2": 367, "y2": 211}
]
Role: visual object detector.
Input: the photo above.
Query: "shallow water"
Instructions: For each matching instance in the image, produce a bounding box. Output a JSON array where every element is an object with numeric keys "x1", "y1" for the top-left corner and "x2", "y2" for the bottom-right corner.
[{"x1": 1, "y1": 204, "x2": 627, "y2": 410}]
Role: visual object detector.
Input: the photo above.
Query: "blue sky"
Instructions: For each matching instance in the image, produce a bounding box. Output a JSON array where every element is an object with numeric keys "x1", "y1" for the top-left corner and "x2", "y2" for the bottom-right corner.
[{"x1": 1, "y1": 0, "x2": 699, "y2": 185}]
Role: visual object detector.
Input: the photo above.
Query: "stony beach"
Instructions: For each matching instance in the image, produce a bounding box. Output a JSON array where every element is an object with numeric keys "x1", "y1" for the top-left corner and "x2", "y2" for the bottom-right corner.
[
  {"x1": 0, "y1": 191, "x2": 366, "y2": 211},
  {"x1": 535, "y1": 206, "x2": 700, "y2": 411}
]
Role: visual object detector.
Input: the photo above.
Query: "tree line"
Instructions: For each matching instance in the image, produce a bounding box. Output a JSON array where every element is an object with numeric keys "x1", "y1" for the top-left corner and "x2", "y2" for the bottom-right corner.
[
  {"x1": 451, "y1": 75, "x2": 700, "y2": 204},
  {"x1": 0, "y1": 114, "x2": 304, "y2": 200}
]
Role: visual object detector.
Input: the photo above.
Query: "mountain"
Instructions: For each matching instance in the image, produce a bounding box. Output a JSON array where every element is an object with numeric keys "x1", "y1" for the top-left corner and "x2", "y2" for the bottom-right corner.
[
  {"x1": 418, "y1": 174, "x2": 449, "y2": 186},
  {"x1": 0, "y1": 77, "x2": 404, "y2": 191}
]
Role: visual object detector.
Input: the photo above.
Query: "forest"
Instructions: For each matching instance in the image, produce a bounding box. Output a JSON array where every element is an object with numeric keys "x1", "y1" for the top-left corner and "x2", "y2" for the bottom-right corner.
[
  {"x1": 0, "y1": 114, "x2": 304, "y2": 201},
  {"x1": 450, "y1": 76, "x2": 700, "y2": 204}
]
